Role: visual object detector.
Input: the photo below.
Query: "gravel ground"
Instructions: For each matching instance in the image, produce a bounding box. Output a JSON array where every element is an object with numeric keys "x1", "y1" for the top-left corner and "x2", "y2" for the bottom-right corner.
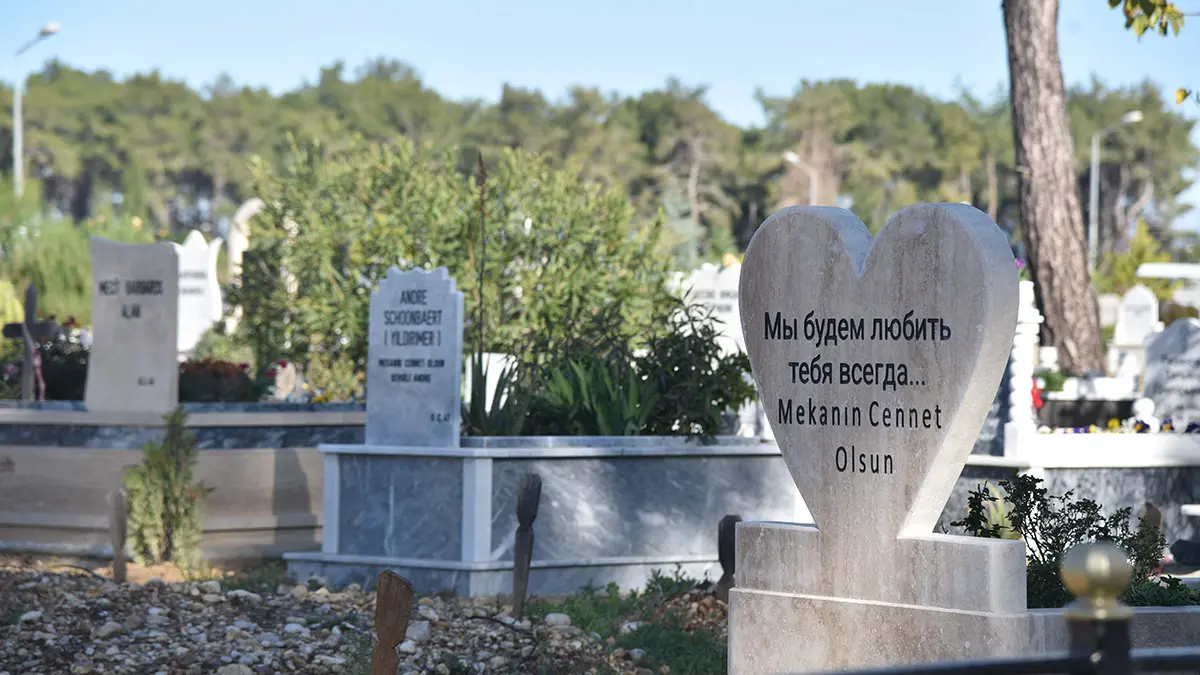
[{"x1": 1, "y1": 562, "x2": 724, "y2": 675}]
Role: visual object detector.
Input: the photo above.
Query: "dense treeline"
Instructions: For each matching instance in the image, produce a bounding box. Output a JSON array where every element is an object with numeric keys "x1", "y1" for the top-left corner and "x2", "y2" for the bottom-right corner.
[{"x1": 0, "y1": 58, "x2": 1196, "y2": 269}]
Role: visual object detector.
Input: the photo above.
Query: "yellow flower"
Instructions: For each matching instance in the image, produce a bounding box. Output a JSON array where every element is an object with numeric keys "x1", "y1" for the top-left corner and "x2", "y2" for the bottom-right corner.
[
  {"x1": 1107, "y1": 418, "x2": 1120, "y2": 430},
  {"x1": 1088, "y1": 425, "x2": 1099, "y2": 433}
]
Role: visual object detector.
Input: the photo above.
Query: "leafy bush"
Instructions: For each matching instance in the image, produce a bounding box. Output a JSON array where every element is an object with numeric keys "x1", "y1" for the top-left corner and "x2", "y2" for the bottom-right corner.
[
  {"x1": 536, "y1": 354, "x2": 658, "y2": 436},
  {"x1": 0, "y1": 215, "x2": 155, "y2": 326},
  {"x1": 178, "y1": 358, "x2": 278, "y2": 403},
  {"x1": 636, "y1": 301, "x2": 756, "y2": 437},
  {"x1": 123, "y1": 407, "x2": 212, "y2": 570},
  {"x1": 953, "y1": 475, "x2": 1194, "y2": 608},
  {"x1": 234, "y1": 138, "x2": 672, "y2": 384}
]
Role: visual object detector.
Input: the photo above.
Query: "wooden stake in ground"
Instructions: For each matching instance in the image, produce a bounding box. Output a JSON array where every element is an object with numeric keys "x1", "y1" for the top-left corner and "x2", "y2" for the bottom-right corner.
[
  {"x1": 370, "y1": 570, "x2": 414, "y2": 675},
  {"x1": 512, "y1": 473, "x2": 543, "y2": 618},
  {"x1": 109, "y1": 489, "x2": 128, "y2": 583},
  {"x1": 715, "y1": 514, "x2": 741, "y2": 603}
]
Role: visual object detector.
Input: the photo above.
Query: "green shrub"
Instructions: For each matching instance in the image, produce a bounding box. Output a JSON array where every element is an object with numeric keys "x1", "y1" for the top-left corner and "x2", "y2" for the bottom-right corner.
[
  {"x1": 234, "y1": 137, "x2": 672, "y2": 383},
  {"x1": 536, "y1": 354, "x2": 658, "y2": 436},
  {"x1": 953, "y1": 475, "x2": 1195, "y2": 608},
  {"x1": 123, "y1": 407, "x2": 212, "y2": 570},
  {"x1": 0, "y1": 215, "x2": 154, "y2": 326},
  {"x1": 636, "y1": 301, "x2": 756, "y2": 437}
]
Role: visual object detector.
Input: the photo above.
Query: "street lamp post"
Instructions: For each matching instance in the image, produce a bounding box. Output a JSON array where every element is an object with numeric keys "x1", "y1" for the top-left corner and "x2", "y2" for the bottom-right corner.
[
  {"x1": 782, "y1": 151, "x2": 819, "y2": 206},
  {"x1": 12, "y1": 21, "x2": 60, "y2": 200},
  {"x1": 1087, "y1": 110, "x2": 1143, "y2": 272}
]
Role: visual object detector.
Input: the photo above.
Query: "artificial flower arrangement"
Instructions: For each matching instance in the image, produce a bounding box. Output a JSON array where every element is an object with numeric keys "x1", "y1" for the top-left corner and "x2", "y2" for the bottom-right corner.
[{"x1": 1037, "y1": 417, "x2": 1200, "y2": 435}]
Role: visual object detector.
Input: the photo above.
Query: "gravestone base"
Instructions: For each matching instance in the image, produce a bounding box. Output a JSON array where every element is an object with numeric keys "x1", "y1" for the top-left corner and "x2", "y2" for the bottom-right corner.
[
  {"x1": 728, "y1": 521, "x2": 1032, "y2": 674},
  {"x1": 284, "y1": 553, "x2": 720, "y2": 597},
  {"x1": 729, "y1": 591, "x2": 1039, "y2": 674}
]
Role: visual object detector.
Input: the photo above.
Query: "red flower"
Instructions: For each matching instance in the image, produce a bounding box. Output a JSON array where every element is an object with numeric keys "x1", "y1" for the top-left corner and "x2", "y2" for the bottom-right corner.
[
  {"x1": 1031, "y1": 381, "x2": 1045, "y2": 410},
  {"x1": 238, "y1": 362, "x2": 250, "y2": 370},
  {"x1": 265, "y1": 368, "x2": 277, "y2": 378},
  {"x1": 277, "y1": 360, "x2": 289, "y2": 368}
]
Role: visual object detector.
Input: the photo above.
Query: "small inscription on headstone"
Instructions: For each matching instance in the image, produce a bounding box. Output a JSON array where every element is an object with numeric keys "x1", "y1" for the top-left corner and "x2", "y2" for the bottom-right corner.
[
  {"x1": 1114, "y1": 284, "x2": 1160, "y2": 346},
  {"x1": 86, "y1": 237, "x2": 179, "y2": 413},
  {"x1": 366, "y1": 267, "x2": 464, "y2": 446},
  {"x1": 175, "y1": 230, "x2": 224, "y2": 356},
  {"x1": 678, "y1": 262, "x2": 743, "y2": 355},
  {"x1": 1144, "y1": 318, "x2": 1200, "y2": 425}
]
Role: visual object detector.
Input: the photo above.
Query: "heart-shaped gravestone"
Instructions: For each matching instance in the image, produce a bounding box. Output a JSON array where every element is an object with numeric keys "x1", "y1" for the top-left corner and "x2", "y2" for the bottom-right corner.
[{"x1": 740, "y1": 204, "x2": 1017, "y2": 546}]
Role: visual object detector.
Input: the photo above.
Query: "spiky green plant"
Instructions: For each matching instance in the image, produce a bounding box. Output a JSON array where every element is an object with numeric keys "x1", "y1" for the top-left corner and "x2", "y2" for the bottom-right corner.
[{"x1": 123, "y1": 407, "x2": 212, "y2": 570}]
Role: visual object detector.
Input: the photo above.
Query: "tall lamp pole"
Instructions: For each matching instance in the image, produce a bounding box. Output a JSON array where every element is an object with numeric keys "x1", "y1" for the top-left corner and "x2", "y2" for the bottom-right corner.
[
  {"x1": 12, "y1": 21, "x2": 60, "y2": 199},
  {"x1": 1087, "y1": 109, "x2": 1143, "y2": 272},
  {"x1": 782, "y1": 151, "x2": 819, "y2": 206}
]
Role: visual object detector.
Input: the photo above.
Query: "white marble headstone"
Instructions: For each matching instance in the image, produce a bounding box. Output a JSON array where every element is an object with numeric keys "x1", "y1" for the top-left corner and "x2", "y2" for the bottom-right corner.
[
  {"x1": 739, "y1": 203, "x2": 1018, "y2": 551},
  {"x1": 86, "y1": 237, "x2": 180, "y2": 414},
  {"x1": 1144, "y1": 318, "x2": 1200, "y2": 426},
  {"x1": 729, "y1": 204, "x2": 1026, "y2": 673},
  {"x1": 678, "y1": 262, "x2": 744, "y2": 355},
  {"x1": 175, "y1": 230, "x2": 224, "y2": 356},
  {"x1": 1114, "y1": 284, "x2": 1160, "y2": 346},
  {"x1": 366, "y1": 267, "x2": 464, "y2": 446}
]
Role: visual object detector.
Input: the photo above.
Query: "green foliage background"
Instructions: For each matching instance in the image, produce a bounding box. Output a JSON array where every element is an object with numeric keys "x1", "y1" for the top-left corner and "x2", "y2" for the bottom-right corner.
[{"x1": 234, "y1": 138, "x2": 673, "y2": 387}]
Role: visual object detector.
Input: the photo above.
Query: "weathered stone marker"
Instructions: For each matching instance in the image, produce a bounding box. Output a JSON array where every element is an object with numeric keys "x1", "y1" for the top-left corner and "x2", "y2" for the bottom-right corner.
[
  {"x1": 512, "y1": 472, "x2": 543, "y2": 618},
  {"x1": 1144, "y1": 318, "x2": 1200, "y2": 426},
  {"x1": 366, "y1": 267, "x2": 464, "y2": 446},
  {"x1": 86, "y1": 238, "x2": 179, "y2": 414},
  {"x1": 109, "y1": 489, "x2": 127, "y2": 583},
  {"x1": 730, "y1": 205, "x2": 1026, "y2": 673},
  {"x1": 715, "y1": 514, "x2": 741, "y2": 603},
  {"x1": 370, "y1": 570, "x2": 414, "y2": 675}
]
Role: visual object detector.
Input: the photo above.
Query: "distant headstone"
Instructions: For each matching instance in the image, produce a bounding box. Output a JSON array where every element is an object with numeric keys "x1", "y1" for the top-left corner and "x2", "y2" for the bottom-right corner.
[
  {"x1": 86, "y1": 238, "x2": 179, "y2": 414},
  {"x1": 175, "y1": 230, "x2": 224, "y2": 357},
  {"x1": 1098, "y1": 294, "x2": 1121, "y2": 328},
  {"x1": 731, "y1": 204, "x2": 1025, "y2": 672},
  {"x1": 1144, "y1": 318, "x2": 1200, "y2": 426},
  {"x1": 366, "y1": 267, "x2": 464, "y2": 446},
  {"x1": 1114, "y1": 284, "x2": 1161, "y2": 346},
  {"x1": 678, "y1": 262, "x2": 743, "y2": 355},
  {"x1": 677, "y1": 261, "x2": 758, "y2": 435}
]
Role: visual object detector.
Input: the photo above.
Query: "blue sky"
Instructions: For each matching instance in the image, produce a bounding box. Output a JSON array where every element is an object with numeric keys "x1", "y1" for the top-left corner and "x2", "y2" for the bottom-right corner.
[{"x1": 3, "y1": 0, "x2": 1199, "y2": 223}]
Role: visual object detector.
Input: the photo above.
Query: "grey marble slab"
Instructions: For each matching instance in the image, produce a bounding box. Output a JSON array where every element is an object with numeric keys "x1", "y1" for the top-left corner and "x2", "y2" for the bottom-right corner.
[
  {"x1": 488, "y1": 455, "x2": 798, "y2": 561},
  {"x1": 336, "y1": 455, "x2": 463, "y2": 560},
  {"x1": 0, "y1": 400, "x2": 364, "y2": 412},
  {"x1": 464, "y1": 435, "x2": 763, "y2": 448},
  {"x1": 0, "y1": 424, "x2": 363, "y2": 449},
  {"x1": 1043, "y1": 467, "x2": 1200, "y2": 543}
]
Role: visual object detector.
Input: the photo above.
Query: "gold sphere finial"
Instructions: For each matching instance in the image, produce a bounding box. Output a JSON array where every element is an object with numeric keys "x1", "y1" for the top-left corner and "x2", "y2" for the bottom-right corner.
[{"x1": 1060, "y1": 541, "x2": 1133, "y2": 620}]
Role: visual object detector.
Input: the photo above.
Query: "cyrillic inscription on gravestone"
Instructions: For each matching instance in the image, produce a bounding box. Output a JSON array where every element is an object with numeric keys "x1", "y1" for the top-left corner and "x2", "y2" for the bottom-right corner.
[
  {"x1": 1144, "y1": 318, "x2": 1200, "y2": 426},
  {"x1": 366, "y1": 267, "x2": 464, "y2": 446},
  {"x1": 739, "y1": 204, "x2": 1017, "y2": 544},
  {"x1": 86, "y1": 237, "x2": 180, "y2": 414}
]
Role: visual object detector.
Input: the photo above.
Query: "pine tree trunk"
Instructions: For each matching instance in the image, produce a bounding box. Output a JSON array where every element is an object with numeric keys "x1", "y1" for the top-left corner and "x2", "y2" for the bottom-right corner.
[{"x1": 1003, "y1": 0, "x2": 1104, "y2": 374}]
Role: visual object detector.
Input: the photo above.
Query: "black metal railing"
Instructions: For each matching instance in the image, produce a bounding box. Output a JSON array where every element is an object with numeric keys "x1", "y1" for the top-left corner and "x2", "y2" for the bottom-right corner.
[{"x1": 818, "y1": 541, "x2": 1200, "y2": 675}]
